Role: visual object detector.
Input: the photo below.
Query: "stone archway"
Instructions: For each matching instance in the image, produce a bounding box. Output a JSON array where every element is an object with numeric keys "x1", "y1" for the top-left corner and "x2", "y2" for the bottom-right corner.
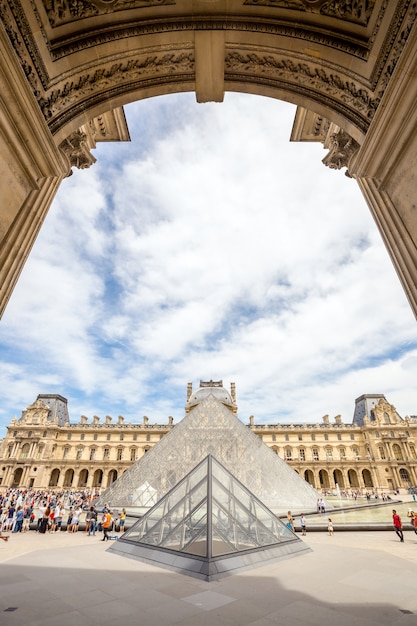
[{"x1": 1, "y1": 3, "x2": 417, "y2": 318}]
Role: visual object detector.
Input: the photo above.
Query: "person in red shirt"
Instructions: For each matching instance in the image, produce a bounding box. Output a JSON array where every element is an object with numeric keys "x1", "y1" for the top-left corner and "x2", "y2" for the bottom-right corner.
[{"x1": 392, "y1": 509, "x2": 404, "y2": 542}]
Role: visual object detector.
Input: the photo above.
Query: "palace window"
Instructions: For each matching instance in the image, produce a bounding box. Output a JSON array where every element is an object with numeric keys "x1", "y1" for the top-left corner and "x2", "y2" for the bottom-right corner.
[
  {"x1": 43, "y1": 431, "x2": 47, "y2": 438},
  {"x1": 133, "y1": 433, "x2": 137, "y2": 441},
  {"x1": 80, "y1": 433, "x2": 85, "y2": 441},
  {"x1": 312, "y1": 448, "x2": 319, "y2": 461},
  {"x1": 324, "y1": 433, "x2": 329, "y2": 441},
  {"x1": 120, "y1": 433, "x2": 124, "y2": 441},
  {"x1": 311, "y1": 433, "x2": 316, "y2": 441},
  {"x1": 90, "y1": 448, "x2": 96, "y2": 461},
  {"x1": 378, "y1": 446, "x2": 386, "y2": 460},
  {"x1": 325, "y1": 448, "x2": 333, "y2": 461},
  {"x1": 28, "y1": 431, "x2": 32, "y2": 438},
  {"x1": 352, "y1": 447, "x2": 360, "y2": 459},
  {"x1": 106, "y1": 434, "x2": 111, "y2": 441},
  {"x1": 7, "y1": 445, "x2": 13, "y2": 458},
  {"x1": 20, "y1": 443, "x2": 30, "y2": 459},
  {"x1": 337, "y1": 434, "x2": 342, "y2": 441},
  {"x1": 350, "y1": 434, "x2": 355, "y2": 440},
  {"x1": 285, "y1": 448, "x2": 292, "y2": 461},
  {"x1": 284, "y1": 434, "x2": 289, "y2": 441},
  {"x1": 103, "y1": 448, "x2": 110, "y2": 460},
  {"x1": 76, "y1": 447, "x2": 83, "y2": 460},
  {"x1": 146, "y1": 434, "x2": 151, "y2": 442},
  {"x1": 375, "y1": 431, "x2": 380, "y2": 438},
  {"x1": 63, "y1": 447, "x2": 69, "y2": 459},
  {"x1": 339, "y1": 448, "x2": 346, "y2": 460},
  {"x1": 272, "y1": 434, "x2": 276, "y2": 442},
  {"x1": 393, "y1": 444, "x2": 403, "y2": 460},
  {"x1": 130, "y1": 448, "x2": 137, "y2": 462},
  {"x1": 67, "y1": 433, "x2": 72, "y2": 440},
  {"x1": 384, "y1": 412, "x2": 390, "y2": 424},
  {"x1": 410, "y1": 445, "x2": 417, "y2": 459},
  {"x1": 299, "y1": 448, "x2": 305, "y2": 461},
  {"x1": 298, "y1": 434, "x2": 303, "y2": 441},
  {"x1": 93, "y1": 434, "x2": 98, "y2": 441},
  {"x1": 117, "y1": 448, "x2": 123, "y2": 461}
]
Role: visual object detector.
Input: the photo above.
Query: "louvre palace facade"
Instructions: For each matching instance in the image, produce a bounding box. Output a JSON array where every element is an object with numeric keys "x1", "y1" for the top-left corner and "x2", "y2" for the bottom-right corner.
[{"x1": 0, "y1": 381, "x2": 416, "y2": 495}]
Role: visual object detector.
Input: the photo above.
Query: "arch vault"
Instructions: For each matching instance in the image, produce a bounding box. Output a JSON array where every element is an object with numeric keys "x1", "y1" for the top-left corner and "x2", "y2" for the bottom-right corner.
[{"x1": 1, "y1": 1, "x2": 417, "y2": 316}]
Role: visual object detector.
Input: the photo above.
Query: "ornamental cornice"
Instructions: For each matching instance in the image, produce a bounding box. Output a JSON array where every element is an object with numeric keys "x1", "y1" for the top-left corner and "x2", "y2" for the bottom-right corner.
[
  {"x1": 48, "y1": 18, "x2": 370, "y2": 61},
  {"x1": 225, "y1": 50, "x2": 375, "y2": 132},
  {"x1": 45, "y1": 0, "x2": 175, "y2": 28},
  {"x1": 43, "y1": 50, "x2": 194, "y2": 134},
  {"x1": 243, "y1": 0, "x2": 376, "y2": 27}
]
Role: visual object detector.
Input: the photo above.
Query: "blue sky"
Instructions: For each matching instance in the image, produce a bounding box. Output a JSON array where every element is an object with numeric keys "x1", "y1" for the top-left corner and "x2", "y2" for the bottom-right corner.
[{"x1": 1, "y1": 93, "x2": 417, "y2": 432}]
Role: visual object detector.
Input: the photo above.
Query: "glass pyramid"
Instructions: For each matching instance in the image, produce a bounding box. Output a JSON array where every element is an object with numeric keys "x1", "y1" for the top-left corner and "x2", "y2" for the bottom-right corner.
[
  {"x1": 109, "y1": 455, "x2": 310, "y2": 581},
  {"x1": 96, "y1": 394, "x2": 322, "y2": 515}
]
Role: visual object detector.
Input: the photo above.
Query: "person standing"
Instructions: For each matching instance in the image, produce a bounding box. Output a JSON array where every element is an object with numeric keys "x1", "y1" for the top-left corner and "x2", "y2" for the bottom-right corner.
[
  {"x1": 101, "y1": 510, "x2": 113, "y2": 541},
  {"x1": 392, "y1": 509, "x2": 404, "y2": 542},
  {"x1": 327, "y1": 518, "x2": 334, "y2": 536},
  {"x1": 300, "y1": 514, "x2": 307, "y2": 536},
  {"x1": 119, "y1": 508, "x2": 126, "y2": 532},
  {"x1": 87, "y1": 507, "x2": 97, "y2": 536},
  {"x1": 286, "y1": 511, "x2": 295, "y2": 532}
]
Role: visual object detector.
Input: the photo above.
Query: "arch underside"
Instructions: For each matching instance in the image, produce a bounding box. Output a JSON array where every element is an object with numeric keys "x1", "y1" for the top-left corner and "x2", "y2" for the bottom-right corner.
[
  {"x1": 1, "y1": 1, "x2": 417, "y2": 319},
  {"x1": 3, "y1": 1, "x2": 410, "y2": 142}
]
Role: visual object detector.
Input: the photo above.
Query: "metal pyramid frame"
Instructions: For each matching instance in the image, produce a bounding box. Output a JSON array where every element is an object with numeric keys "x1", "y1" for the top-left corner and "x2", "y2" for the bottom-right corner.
[
  {"x1": 96, "y1": 394, "x2": 322, "y2": 514},
  {"x1": 109, "y1": 455, "x2": 311, "y2": 581}
]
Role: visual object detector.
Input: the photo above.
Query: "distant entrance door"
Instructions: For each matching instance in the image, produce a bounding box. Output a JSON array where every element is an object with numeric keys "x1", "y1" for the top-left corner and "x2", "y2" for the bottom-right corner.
[
  {"x1": 63, "y1": 469, "x2": 74, "y2": 487},
  {"x1": 304, "y1": 469, "x2": 315, "y2": 488},
  {"x1": 348, "y1": 469, "x2": 359, "y2": 488},
  {"x1": 12, "y1": 467, "x2": 23, "y2": 488},
  {"x1": 107, "y1": 470, "x2": 118, "y2": 487}
]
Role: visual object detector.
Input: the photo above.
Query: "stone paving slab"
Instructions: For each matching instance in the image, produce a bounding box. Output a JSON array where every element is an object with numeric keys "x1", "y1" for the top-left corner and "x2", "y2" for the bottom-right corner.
[{"x1": 1, "y1": 529, "x2": 417, "y2": 625}]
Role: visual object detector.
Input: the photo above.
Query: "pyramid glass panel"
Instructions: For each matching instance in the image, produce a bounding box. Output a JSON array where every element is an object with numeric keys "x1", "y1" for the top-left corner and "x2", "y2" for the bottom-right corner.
[
  {"x1": 97, "y1": 394, "x2": 323, "y2": 515},
  {"x1": 110, "y1": 455, "x2": 311, "y2": 580}
]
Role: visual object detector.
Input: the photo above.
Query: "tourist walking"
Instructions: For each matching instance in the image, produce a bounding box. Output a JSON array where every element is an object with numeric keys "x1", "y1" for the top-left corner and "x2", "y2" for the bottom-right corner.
[
  {"x1": 392, "y1": 510, "x2": 404, "y2": 541},
  {"x1": 327, "y1": 518, "x2": 334, "y2": 536},
  {"x1": 101, "y1": 510, "x2": 113, "y2": 541}
]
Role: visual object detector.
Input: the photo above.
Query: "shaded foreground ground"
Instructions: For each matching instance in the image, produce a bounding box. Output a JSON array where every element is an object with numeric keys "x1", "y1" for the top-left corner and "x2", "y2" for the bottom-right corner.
[{"x1": 1, "y1": 528, "x2": 417, "y2": 625}]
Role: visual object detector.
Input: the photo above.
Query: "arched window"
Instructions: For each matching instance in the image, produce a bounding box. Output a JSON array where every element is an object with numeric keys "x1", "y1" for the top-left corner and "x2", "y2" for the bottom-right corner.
[
  {"x1": 20, "y1": 443, "x2": 30, "y2": 459},
  {"x1": 410, "y1": 445, "x2": 417, "y2": 459},
  {"x1": 378, "y1": 446, "x2": 386, "y2": 460},
  {"x1": 393, "y1": 444, "x2": 403, "y2": 460},
  {"x1": 399, "y1": 468, "x2": 410, "y2": 484},
  {"x1": 384, "y1": 412, "x2": 390, "y2": 424}
]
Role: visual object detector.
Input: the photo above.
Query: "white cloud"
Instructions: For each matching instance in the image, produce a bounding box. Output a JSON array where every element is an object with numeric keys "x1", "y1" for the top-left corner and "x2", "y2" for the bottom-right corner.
[{"x1": 0, "y1": 93, "x2": 416, "y2": 431}]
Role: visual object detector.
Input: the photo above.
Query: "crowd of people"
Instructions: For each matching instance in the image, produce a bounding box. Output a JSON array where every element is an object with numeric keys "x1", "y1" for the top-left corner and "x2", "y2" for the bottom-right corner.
[{"x1": 0, "y1": 487, "x2": 127, "y2": 540}]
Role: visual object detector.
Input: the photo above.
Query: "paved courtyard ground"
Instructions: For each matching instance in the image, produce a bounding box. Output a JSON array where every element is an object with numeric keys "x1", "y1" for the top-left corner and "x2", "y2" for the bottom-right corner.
[{"x1": 1, "y1": 528, "x2": 417, "y2": 625}]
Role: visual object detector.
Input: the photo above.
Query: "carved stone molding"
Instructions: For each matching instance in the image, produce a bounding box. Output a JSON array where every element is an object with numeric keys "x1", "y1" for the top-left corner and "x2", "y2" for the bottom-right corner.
[
  {"x1": 44, "y1": 0, "x2": 175, "y2": 28},
  {"x1": 41, "y1": 50, "x2": 194, "y2": 133},
  {"x1": 59, "y1": 129, "x2": 97, "y2": 174},
  {"x1": 225, "y1": 50, "x2": 376, "y2": 132},
  {"x1": 243, "y1": 0, "x2": 376, "y2": 27},
  {"x1": 322, "y1": 129, "x2": 359, "y2": 176}
]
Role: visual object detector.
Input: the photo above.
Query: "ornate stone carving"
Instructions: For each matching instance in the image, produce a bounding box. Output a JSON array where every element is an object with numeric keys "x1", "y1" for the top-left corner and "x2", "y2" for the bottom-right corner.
[
  {"x1": 243, "y1": 0, "x2": 376, "y2": 26},
  {"x1": 44, "y1": 0, "x2": 175, "y2": 27},
  {"x1": 41, "y1": 51, "x2": 194, "y2": 133},
  {"x1": 322, "y1": 129, "x2": 359, "y2": 175},
  {"x1": 59, "y1": 130, "x2": 97, "y2": 173},
  {"x1": 225, "y1": 50, "x2": 375, "y2": 132}
]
